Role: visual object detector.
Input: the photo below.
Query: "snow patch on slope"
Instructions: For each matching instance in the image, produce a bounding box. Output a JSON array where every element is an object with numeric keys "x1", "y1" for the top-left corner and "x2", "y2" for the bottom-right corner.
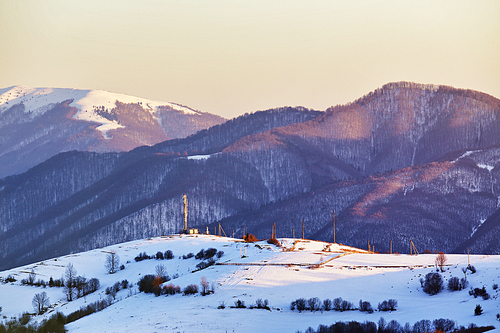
[
  {"x1": 470, "y1": 219, "x2": 486, "y2": 237},
  {"x1": 0, "y1": 86, "x2": 89, "y2": 117},
  {"x1": 71, "y1": 89, "x2": 197, "y2": 116},
  {"x1": 477, "y1": 163, "x2": 494, "y2": 172}
]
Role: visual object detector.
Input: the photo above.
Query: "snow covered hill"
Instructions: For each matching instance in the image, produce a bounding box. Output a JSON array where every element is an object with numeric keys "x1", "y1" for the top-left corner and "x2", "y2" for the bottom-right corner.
[
  {"x1": 0, "y1": 235, "x2": 498, "y2": 332},
  {"x1": 0, "y1": 86, "x2": 225, "y2": 178}
]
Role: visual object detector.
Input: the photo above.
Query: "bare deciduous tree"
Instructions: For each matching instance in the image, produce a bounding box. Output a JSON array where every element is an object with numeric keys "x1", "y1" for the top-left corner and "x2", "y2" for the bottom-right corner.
[
  {"x1": 435, "y1": 252, "x2": 447, "y2": 272},
  {"x1": 155, "y1": 264, "x2": 166, "y2": 278},
  {"x1": 105, "y1": 251, "x2": 120, "y2": 274},
  {"x1": 32, "y1": 291, "x2": 50, "y2": 314},
  {"x1": 200, "y1": 276, "x2": 209, "y2": 295},
  {"x1": 64, "y1": 263, "x2": 77, "y2": 301},
  {"x1": 28, "y1": 269, "x2": 36, "y2": 285}
]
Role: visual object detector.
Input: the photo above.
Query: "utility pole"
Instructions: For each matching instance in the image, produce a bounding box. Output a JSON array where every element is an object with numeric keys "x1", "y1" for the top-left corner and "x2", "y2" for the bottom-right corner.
[
  {"x1": 368, "y1": 240, "x2": 370, "y2": 252},
  {"x1": 302, "y1": 219, "x2": 305, "y2": 239},
  {"x1": 293, "y1": 228, "x2": 295, "y2": 240},
  {"x1": 333, "y1": 208, "x2": 336, "y2": 244},
  {"x1": 409, "y1": 238, "x2": 419, "y2": 255},
  {"x1": 218, "y1": 223, "x2": 227, "y2": 237},
  {"x1": 390, "y1": 240, "x2": 393, "y2": 254}
]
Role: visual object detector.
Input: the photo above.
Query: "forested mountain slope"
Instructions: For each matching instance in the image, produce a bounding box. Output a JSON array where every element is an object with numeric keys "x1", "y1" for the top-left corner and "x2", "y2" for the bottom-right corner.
[
  {"x1": 0, "y1": 107, "x2": 321, "y2": 270},
  {"x1": 1, "y1": 82, "x2": 499, "y2": 270}
]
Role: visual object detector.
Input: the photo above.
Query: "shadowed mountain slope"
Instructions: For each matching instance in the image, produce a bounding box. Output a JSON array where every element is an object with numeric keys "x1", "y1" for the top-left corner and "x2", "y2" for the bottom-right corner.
[{"x1": 1, "y1": 82, "x2": 499, "y2": 270}]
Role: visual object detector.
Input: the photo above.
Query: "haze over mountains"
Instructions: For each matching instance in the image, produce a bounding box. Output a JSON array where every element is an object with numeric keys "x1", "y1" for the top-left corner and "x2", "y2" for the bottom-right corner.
[
  {"x1": 0, "y1": 86, "x2": 225, "y2": 178},
  {"x1": 1, "y1": 82, "x2": 499, "y2": 270}
]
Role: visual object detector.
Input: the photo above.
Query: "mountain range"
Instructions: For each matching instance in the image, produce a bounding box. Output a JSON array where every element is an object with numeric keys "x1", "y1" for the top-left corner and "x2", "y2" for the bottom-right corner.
[{"x1": 1, "y1": 82, "x2": 499, "y2": 270}]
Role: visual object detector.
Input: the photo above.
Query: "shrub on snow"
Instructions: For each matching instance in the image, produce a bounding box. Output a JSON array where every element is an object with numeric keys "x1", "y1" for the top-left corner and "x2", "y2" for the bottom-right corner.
[
  {"x1": 378, "y1": 299, "x2": 397, "y2": 312},
  {"x1": 183, "y1": 284, "x2": 198, "y2": 295},
  {"x1": 421, "y1": 272, "x2": 443, "y2": 295},
  {"x1": 359, "y1": 300, "x2": 374, "y2": 313}
]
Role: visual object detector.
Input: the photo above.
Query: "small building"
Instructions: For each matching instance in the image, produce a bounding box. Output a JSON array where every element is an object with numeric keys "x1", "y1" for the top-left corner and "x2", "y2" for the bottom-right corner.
[{"x1": 182, "y1": 228, "x2": 199, "y2": 234}]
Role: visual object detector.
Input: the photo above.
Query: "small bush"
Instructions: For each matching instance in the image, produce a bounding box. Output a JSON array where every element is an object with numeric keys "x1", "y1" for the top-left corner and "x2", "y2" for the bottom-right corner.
[
  {"x1": 48, "y1": 277, "x2": 64, "y2": 287},
  {"x1": 359, "y1": 300, "x2": 374, "y2": 313},
  {"x1": 308, "y1": 297, "x2": 321, "y2": 312},
  {"x1": 493, "y1": 283, "x2": 498, "y2": 290},
  {"x1": 378, "y1": 299, "x2": 398, "y2": 311},
  {"x1": 267, "y1": 237, "x2": 280, "y2": 246},
  {"x1": 138, "y1": 274, "x2": 156, "y2": 294},
  {"x1": 183, "y1": 284, "x2": 198, "y2": 295},
  {"x1": 340, "y1": 300, "x2": 354, "y2": 311},
  {"x1": 448, "y1": 276, "x2": 468, "y2": 291},
  {"x1": 255, "y1": 298, "x2": 270, "y2": 310},
  {"x1": 204, "y1": 248, "x2": 218, "y2": 259},
  {"x1": 467, "y1": 265, "x2": 476, "y2": 274},
  {"x1": 243, "y1": 233, "x2": 258, "y2": 242},
  {"x1": 216, "y1": 250, "x2": 224, "y2": 258},
  {"x1": 195, "y1": 249, "x2": 205, "y2": 260},
  {"x1": 182, "y1": 252, "x2": 194, "y2": 259},
  {"x1": 433, "y1": 318, "x2": 455, "y2": 332},
  {"x1": 165, "y1": 250, "x2": 174, "y2": 260},
  {"x1": 421, "y1": 272, "x2": 443, "y2": 295},
  {"x1": 234, "y1": 299, "x2": 246, "y2": 308},
  {"x1": 474, "y1": 304, "x2": 483, "y2": 316},
  {"x1": 469, "y1": 286, "x2": 490, "y2": 300},
  {"x1": 196, "y1": 258, "x2": 215, "y2": 270},
  {"x1": 291, "y1": 298, "x2": 307, "y2": 312},
  {"x1": 134, "y1": 252, "x2": 150, "y2": 262},
  {"x1": 66, "y1": 298, "x2": 111, "y2": 324},
  {"x1": 5, "y1": 275, "x2": 16, "y2": 283},
  {"x1": 163, "y1": 283, "x2": 181, "y2": 295},
  {"x1": 155, "y1": 251, "x2": 164, "y2": 260},
  {"x1": 121, "y1": 279, "x2": 129, "y2": 290},
  {"x1": 218, "y1": 301, "x2": 226, "y2": 309}
]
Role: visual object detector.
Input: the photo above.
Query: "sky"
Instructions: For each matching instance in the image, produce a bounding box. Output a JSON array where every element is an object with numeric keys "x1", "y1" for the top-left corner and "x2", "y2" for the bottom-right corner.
[{"x1": 1, "y1": 1, "x2": 499, "y2": 119}]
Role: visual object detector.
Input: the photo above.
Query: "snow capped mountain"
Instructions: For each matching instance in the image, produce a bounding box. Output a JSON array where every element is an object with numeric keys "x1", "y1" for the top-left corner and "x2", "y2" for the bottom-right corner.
[
  {"x1": 0, "y1": 86, "x2": 225, "y2": 178},
  {"x1": 0, "y1": 235, "x2": 498, "y2": 332},
  {"x1": 0, "y1": 86, "x2": 207, "y2": 138}
]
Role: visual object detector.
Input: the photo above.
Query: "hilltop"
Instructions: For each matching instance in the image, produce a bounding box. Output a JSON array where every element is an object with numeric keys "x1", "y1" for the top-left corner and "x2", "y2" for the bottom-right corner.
[{"x1": 0, "y1": 235, "x2": 498, "y2": 332}]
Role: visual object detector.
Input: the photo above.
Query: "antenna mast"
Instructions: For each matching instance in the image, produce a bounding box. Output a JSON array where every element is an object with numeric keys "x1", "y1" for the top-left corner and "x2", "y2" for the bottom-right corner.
[{"x1": 183, "y1": 193, "x2": 188, "y2": 231}]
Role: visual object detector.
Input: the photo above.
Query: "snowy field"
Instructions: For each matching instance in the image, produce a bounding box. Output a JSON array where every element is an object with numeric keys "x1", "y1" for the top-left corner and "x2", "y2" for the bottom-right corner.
[{"x1": 0, "y1": 235, "x2": 499, "y2": 332}]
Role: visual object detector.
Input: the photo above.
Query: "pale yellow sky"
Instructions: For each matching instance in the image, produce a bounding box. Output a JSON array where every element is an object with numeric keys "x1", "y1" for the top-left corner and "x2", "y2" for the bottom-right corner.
[{"x1": 1, "y1": 0, "x2": 499, "y2": 118}]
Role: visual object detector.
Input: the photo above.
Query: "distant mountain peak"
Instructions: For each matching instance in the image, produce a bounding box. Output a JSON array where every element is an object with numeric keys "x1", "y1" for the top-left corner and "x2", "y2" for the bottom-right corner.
[
  {"x1": 0, "y1": 86, "x2": 206, "y2": 137},
  {"x1": 0, "y1": 85, "x2": 226, "y2": 178},
  {"x1": 353, "y1": 81, "x2": 500, "y2": 110}
]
